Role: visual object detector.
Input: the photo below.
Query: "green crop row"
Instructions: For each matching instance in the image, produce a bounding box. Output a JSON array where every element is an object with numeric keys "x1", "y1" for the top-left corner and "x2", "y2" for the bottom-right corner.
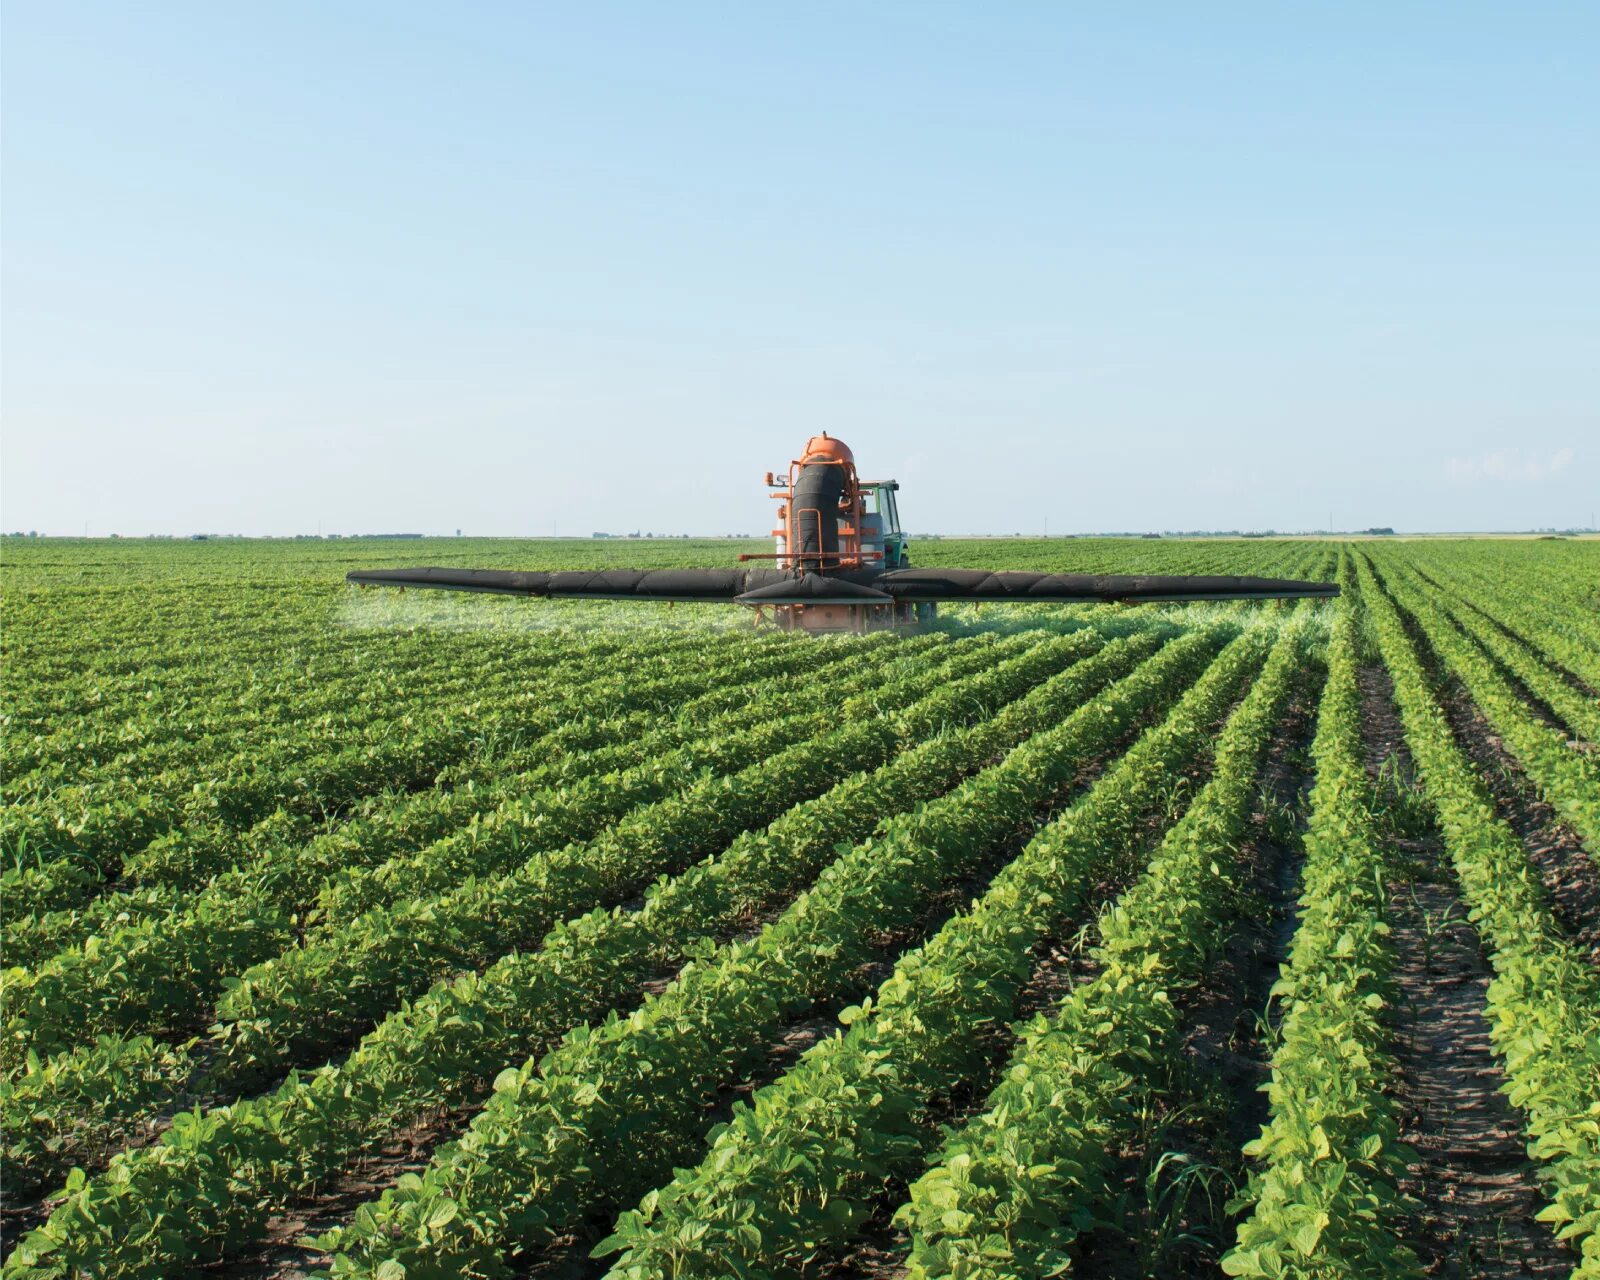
[
  {"x1": 5, "y1": 629, "x2": 598, "y2": 802},
  {"x1": 2, "y1": 633, "x2": 802, "y2": 920},
  {"x1": 205, "y1": 631, "x2": 1087, "y2": 1090},
  {"x1": 2, "y1": 626, "x2": 750, "y2": 874},
  {"x1": 319, "y1": 624, "x2": 1247, "y2": 1280},
  {"x1": 4, "y1": 582, "x2": 511, "y2": 741},
  {"x1": 5, "y1": 623, "x2": 815, "y2": 859},
  {"x1": 1, "y1": 623, "x2": 1115, "y2": 1279},
  {"x1": 1414, "y1": 557, "x2": 1600, "y2": 693},
  {"x1": 0, "y1": 633, "x2": 876, "y2": 972},
  {"x1": 1357, "y1": 557, "x2": 1600, "y2": 1277},
  {"x1": 892, "y1": 610, "x2": 1312, "y2": 1280},
  {"x1": 4, "y1": 619, "x2": 494, "y2": 774},
  {"x1": 312, "y1": 633, "x2": 987, "y2": 925},
  {"x1": 0, "y1": 630, "x2": 888, "y2": 970},
  {"x1": 110, "y1": 633, "x2": 872, "y2": 894}
]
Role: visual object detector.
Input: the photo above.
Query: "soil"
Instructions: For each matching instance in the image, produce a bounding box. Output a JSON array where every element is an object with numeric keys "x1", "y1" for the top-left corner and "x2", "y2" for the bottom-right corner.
[
  {"x1": 1360, "y1": 662, "x2": 1579, "y2": 1279},
  {"x1": 0, "y1": 1199, "x2": 54, "y2": 1254},
  {"x1": 0, "y1": 1069, "x2": 205, "y2": 1249}
]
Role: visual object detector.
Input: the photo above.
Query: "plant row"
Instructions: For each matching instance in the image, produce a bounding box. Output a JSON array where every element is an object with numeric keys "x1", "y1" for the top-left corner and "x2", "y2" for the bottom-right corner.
[
  {"x1": 310, "y1": 632, "x2": 972, "y2": 925},
  {"x1": 1386, "y1": 560, "x2": 1598, "y2": 745},
  {"x1": 2, "y1": 622, "x2": 779, "y2": 871},
  {"x1": 0, "y1": 627, "x2": 1062, "y2": 1195},
  {"x1": 4, "y1": 614, "x2": 519, "y2": 778},
  {"x1": 1, "y1": 631, "x2": 822, "y2": 920},
  {"x1": 886, "y1": 611, "x2": 1310, "y2": 1279},
  {"x1": 1417, "y1": 557, "x2": 1600, "y2": 694},
  {"x1": 0, "y1": 633, "x2": 996, "y2": 1188},
  {"x1": 5, "y1": 629, "x2": 583, "y2": 802},
  {"x1": 2, "y1": 625, "x2": 729, "y2": 860},
  {"x1": 204, "y1": 629, "x2": 1090, "y2": 1087},
  {"x1": 2, "y1": 633, "x2": 900, "y2": 969}
]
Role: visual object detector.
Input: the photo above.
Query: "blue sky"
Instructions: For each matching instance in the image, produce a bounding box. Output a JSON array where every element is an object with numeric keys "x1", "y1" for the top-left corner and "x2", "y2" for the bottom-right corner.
[{"x1": 3, "y1": 3, "x2": 1595, "y2": 535}]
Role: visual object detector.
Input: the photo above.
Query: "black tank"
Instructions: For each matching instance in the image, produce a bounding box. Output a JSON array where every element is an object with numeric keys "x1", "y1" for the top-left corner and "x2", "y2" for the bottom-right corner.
[{"x1": 790, "y1": 461, "x2": 846, "y2": 569}]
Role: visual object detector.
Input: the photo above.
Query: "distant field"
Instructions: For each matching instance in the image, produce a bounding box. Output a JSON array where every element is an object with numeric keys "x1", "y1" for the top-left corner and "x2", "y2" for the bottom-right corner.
[{"x1": 2, "y1": 535, "x2": 1596, "y2": 1279}]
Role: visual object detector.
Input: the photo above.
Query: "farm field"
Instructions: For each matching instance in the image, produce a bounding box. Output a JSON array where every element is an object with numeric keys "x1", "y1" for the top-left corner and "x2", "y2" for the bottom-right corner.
[{"x1": 1, "y1": 535, "x2": 1597, "y2": 1280}]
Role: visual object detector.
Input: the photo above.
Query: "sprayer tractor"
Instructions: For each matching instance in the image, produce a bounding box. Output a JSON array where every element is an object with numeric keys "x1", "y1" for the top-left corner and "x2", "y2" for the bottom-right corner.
[{"x1": 348, "y1": 434, "x2": 1337, "y2": 632}]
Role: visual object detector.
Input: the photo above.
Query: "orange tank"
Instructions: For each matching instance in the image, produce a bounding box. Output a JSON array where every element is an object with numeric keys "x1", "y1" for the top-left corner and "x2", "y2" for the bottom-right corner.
[{"x1": 800, "y1": 432, "x2": 855, "y2": 466}]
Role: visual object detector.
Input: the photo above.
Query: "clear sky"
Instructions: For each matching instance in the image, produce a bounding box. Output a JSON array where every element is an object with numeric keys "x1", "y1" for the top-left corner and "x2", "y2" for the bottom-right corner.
[{"x1": 3, "y1": 3, "x2": 1596, "y2": 536}]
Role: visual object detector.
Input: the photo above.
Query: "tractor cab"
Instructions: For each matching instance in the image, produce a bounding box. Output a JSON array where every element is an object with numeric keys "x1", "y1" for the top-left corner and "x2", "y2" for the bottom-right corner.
[{"x1": 862, "y1": 480, "x2": 908, "y2": 568}]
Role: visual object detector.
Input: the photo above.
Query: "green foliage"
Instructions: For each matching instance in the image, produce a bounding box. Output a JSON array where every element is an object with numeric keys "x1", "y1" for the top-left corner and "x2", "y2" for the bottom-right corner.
[
  {"x1": 0, "y1": 631, "x2": 955, "y2": 1190},
  {"x1": 1369, "y1": 550, "x2": 1600, "y2": 846},
  {"x1": 6, "y1": 535, "x2": 1595, "y2": 1280}
]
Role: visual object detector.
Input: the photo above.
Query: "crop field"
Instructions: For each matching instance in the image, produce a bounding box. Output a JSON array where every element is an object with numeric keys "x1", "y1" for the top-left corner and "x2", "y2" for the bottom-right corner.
[{"x1": 1, "y1": 534, "x2": 1596, "y2": 1280}]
